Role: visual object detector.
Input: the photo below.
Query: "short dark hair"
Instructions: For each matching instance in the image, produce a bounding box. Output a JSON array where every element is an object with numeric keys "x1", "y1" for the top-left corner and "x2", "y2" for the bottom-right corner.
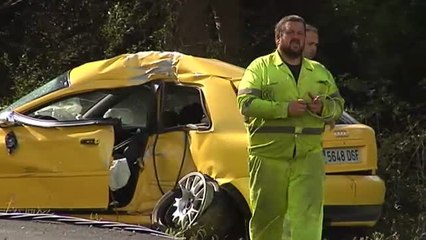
[
  {"x1": 274, "y1": 15, "x2": 306, "y2": 40},
  {"x1": 306, "y1": 24, "x2": 318, "y2": 33}
]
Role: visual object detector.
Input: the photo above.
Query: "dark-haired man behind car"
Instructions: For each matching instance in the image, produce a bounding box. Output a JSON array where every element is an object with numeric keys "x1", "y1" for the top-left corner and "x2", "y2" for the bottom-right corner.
[{"x1": 303, "y1": 24, "x2": 319, "y2": 60}]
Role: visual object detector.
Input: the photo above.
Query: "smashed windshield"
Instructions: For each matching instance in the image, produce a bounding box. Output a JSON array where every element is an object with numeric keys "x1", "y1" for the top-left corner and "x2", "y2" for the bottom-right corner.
[{"x1": 0, "y1": 72, "x2": 70, "y2": 114}]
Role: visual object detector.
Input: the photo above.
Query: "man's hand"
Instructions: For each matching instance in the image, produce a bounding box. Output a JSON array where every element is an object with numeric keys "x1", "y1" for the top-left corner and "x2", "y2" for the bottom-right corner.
[
  {"x1": 308, "y1": 92, "x2": 323, "y2": 114},
  {"x1": 288, "y1": 99, "x2": 307, "y2": 117}
]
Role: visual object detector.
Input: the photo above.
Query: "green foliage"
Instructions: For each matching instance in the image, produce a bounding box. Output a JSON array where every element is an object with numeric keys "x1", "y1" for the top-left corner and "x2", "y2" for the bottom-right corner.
[
  {"x1": 320, "y1": 0, "x2": 426, "y2": 111},
  {"x1": 0, "y1": 0, "x2": 114, "y2": 103},
  {"x1": 336, "y1": 73, "x2": 425, "y2": 239},
  {"x1": 101, "y1": 0, "x2": 177, "y2": 56},
  {"x1": 0, "y1": 53, "x2": 13, "y2": 106},
  {"x1": 0, "y1": 0, "x2": 178, "y2": 103},
  {"x1": 375, "y1": 119, "x2": 425, "y2": 239},
  {"x1": 323, "y1": 3, "x2": 426, "y2": 236}
]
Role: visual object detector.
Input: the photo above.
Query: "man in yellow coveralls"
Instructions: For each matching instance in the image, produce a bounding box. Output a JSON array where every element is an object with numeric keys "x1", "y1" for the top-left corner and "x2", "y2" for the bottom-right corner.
[{"x1": 237, "y1": 15, "x2": 344, "y2": 240}]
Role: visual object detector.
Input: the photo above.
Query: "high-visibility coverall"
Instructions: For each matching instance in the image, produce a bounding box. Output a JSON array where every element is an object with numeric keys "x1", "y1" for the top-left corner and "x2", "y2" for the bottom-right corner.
[{"x1": 237, "y1": 51, "x2": 344, "y2": 240}]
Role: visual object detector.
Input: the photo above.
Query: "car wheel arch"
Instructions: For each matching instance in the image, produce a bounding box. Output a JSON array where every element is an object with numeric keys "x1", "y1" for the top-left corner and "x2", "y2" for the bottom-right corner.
[{"x1": 151, "y1": 172, "x2": 250, "y2": 239}]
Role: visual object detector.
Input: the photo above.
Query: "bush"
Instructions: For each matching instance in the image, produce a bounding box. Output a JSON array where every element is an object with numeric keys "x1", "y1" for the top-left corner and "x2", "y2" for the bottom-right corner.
[{"x1": 374, "y1": 118, "x2": 426, "y2": 239}]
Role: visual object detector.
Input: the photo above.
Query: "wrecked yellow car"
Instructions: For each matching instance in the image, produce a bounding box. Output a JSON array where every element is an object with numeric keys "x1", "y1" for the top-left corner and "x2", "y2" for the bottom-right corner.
[{"x1": 0, "y1": 51, "x2": 385, "y2": 239}]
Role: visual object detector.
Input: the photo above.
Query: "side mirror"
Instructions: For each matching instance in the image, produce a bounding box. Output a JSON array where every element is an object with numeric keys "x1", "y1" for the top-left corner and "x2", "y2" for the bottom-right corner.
[{"x1": 0, "y1": 111, "x2": 15, "y2": 128}]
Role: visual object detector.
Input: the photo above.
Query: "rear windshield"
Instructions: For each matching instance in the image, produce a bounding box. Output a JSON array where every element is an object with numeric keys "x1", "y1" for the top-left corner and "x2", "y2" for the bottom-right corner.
[{"x1": 337, "y1": 112, "x2": 359, "y2": 124}]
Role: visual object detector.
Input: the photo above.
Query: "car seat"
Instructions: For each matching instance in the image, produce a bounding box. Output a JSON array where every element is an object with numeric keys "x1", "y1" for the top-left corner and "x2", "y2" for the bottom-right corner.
[
  {"x1": 178, "y1": 103, "x2": 204, "y2": 125},
  {"x1": 161, "y1": 110, "x2": 179, "y2": 128}
]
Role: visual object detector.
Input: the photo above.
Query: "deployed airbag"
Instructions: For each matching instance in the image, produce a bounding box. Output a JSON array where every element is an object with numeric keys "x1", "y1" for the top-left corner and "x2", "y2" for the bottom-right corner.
[{"x1": 109, "y1": 158, "x2": 131, "y2": 191}]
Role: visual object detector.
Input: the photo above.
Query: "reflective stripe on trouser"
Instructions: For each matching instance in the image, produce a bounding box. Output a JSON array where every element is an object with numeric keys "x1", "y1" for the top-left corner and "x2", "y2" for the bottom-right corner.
[
  {"x1": 248, "y1": 151, "x2": 325, "y2": 240},
  {"x1": 249, "y1": 126, "x2": 323, "y2": 135}
]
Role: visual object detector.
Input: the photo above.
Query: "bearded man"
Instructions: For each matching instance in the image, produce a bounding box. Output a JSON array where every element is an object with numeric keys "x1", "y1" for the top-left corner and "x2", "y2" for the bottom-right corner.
[{"x1": 237, "y1": 15, "x2": 345, "y2": 240}]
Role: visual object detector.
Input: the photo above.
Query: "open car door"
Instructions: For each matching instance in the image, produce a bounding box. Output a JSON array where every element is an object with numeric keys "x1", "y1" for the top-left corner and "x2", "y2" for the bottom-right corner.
[{"x1": 0, "y1": 112, "x2": 115, "y2": 210}]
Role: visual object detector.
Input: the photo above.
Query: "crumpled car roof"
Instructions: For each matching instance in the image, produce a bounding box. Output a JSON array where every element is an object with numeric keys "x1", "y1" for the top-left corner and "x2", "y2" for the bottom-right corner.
[{"x1": 69, "y1": 51, "x2": 245, "y2": 88}]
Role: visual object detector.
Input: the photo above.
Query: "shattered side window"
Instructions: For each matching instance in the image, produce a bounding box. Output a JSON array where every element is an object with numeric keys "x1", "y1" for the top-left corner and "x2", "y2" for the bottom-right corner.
[
  {"x1": 160, "y1": 84, "x2": 209, "y2": 129},
  {"x1": 103, "y1": 91, "x2": 150, "y2": 128},
  {"x1": 29, "y1": 91, "x2": 108, "y2": 121}
]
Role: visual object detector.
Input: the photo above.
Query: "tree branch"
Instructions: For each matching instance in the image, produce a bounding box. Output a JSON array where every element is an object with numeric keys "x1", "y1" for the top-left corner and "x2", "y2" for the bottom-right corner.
[{"x1": 0, "y1": 0, "x2": 24, "y2": 11}]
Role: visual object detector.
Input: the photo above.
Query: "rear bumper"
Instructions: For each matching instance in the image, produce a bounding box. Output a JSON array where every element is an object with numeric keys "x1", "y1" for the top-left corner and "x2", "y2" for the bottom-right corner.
[
  {"x1": 324, "y1": 204, "x2": 382, "y2": 227},
  {"x1": 324, "y1": 175, "x2": 386, "y2": 226}
]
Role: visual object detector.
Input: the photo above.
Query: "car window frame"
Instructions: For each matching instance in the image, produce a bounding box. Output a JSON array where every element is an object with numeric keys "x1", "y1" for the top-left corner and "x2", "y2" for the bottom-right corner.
[
  {"x1": 20, "y1": 85, "x2": 157, "y2": 131},
  {"x1": 157, "y1": 82, "x2": 211, "y2": 132}
]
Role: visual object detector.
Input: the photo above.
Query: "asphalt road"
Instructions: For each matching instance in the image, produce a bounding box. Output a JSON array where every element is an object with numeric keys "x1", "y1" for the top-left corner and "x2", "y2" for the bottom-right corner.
[
  {"x1": 0, "y1": 218, "x2": 371, "y2": 240},
  {"x1": 0, "y1": 219, "x2": 174, "y2": 240}
]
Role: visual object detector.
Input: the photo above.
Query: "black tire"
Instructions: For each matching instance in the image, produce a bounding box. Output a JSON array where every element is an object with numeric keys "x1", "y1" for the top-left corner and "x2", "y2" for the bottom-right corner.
[{"x1": 151, "y1": 188, "x2": 181, "y2": 231}]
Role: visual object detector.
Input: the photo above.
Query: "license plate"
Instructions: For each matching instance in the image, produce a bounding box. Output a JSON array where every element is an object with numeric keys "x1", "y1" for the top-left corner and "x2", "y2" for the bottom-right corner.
[{"x1": 323, "y1": 148, "x2": 360, "y2": 164}]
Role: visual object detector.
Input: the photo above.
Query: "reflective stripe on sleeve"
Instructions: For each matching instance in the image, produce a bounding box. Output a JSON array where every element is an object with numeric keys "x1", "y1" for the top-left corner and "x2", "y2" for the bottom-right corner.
[
  {"x1": 241, "y1": 97, "x2": 256, "y2": 115},
  {"x1": 238, "y1": 88, "x2": 261, "y2": 97}
]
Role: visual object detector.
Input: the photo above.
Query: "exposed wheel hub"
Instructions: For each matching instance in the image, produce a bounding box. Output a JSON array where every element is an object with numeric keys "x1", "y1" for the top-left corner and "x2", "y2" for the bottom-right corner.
[{"x1": 171, "y1": 172, "x2": 216, "y2": 229}]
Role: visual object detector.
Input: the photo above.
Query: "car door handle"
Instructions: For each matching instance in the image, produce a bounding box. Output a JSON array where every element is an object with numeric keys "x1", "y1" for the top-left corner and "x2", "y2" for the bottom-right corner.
[{"x1": 80, "y1": 138, "x2": 99, "y2": 145}]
